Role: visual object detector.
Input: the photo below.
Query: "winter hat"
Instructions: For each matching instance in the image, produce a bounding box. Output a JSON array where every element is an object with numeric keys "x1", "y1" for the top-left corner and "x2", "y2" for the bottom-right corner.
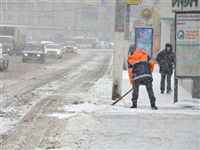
[
  {"x1": 165, "y1": 43, "x2": 172, "y2": 48},
  {"x1": 165, "y1": 43, "x2": 173, "y2": 52},
  {"x1": 128, "y1": 44, "x2": 136, "y2": 55}
]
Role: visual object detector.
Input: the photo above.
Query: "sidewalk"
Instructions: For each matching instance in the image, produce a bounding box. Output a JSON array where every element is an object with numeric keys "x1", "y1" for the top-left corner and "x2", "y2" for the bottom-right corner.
[
  {"x1": 120, "y1": 65, "x2": 200, "y2": 111},
  {"x1": 87, "y1": 65, "x2": 200, "y2": 149},
  {"x1": 83, "y1": 65, "x2": 200, "y2": 112},
  {"x1": 49, "y1": 65, "x2": 200, "y2": 150}
]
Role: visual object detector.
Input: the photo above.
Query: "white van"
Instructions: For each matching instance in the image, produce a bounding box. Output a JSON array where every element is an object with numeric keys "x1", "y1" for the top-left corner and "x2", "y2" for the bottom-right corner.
[{"x1": 44, "y1": 44, "x2": 63, "y2": 59}]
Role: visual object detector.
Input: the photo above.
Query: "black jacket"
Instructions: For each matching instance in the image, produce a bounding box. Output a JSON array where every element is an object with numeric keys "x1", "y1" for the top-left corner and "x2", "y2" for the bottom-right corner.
[{"x1": 156, "y1": 49, "x2": 175, "y2": 74}]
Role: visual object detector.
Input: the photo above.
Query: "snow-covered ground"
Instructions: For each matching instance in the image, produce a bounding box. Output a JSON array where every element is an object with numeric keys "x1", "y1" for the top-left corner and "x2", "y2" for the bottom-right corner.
[
  {"x1": 54, "y1": 65, "x2": 199, "y2": 115},
  {"x1": 47, "y1": 65, "x2": 200, "y2": 150}
]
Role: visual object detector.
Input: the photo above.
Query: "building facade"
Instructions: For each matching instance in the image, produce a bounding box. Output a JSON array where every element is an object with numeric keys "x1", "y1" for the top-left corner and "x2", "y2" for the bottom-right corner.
[{"x1": 0, "y1": 0, "x2": 115, "y2": 42}]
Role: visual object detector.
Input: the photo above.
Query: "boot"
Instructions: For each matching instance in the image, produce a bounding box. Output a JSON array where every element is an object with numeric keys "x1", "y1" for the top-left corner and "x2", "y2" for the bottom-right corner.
[
  {"x1": 130, "y1": 99, "x2": 137, "y2": 109},
  {"x1": 130, "y1": 104, "x2": 137, "y2": 109},
  {"x1": 167, "y1": 90, "x2": 172, "y2": 94},
  {"x1": 151, "y1": 104, "x2": 158, "y2": 110}
]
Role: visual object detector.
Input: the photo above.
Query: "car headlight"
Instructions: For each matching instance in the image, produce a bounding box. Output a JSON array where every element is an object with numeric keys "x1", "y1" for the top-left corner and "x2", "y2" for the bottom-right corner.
[
  {"x1": 57, "y1": 51, "x2": 61, "y2": 54},
  {"x1": 37, "y1": 54, "x2": 41, "y2": 57},
  {"x1": 7, "y1": 48, "x2": 10, "y2": 51},
  {"x1": 24, "y1": 53, "x2": 28, "y2": 56}
]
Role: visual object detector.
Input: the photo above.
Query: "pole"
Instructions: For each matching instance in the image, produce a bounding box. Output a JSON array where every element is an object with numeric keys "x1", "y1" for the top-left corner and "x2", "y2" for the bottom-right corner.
[
  {"x1": 74, "y1": 5, "x2": 77, "y2": 36},
  {"x1": 123, "y1": 4, "x2": 130, "y2": 70},
  {"x1": 174, "y1": 12, "x2": 178, "y2": 103},
  {"x1": 112, "y1": 0, "x2": 126, "y2": 100},
  {"x1": 124, "y1": 4, "x2": 130, "y2": 41},
  {"x1": 174, "y1": 78, "x2": 178, "y2": 103}
]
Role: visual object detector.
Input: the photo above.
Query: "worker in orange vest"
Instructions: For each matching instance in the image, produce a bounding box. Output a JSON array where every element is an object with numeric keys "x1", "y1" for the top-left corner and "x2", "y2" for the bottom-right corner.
[{"x1": 127, "y1": 45, "x2": 158, "y2": 110}]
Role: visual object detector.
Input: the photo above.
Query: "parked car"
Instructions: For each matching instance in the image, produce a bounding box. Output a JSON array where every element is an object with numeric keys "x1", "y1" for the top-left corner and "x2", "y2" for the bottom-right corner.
[
  {"x1": 44, "y1": 44, "x2": 63, "y2": 59},
  {"x1": 0, "y1": 43, "x2": 9, "y2": 71},
  {"x1": 22, "y1": 42, "x2": 45, "y2": 63}
]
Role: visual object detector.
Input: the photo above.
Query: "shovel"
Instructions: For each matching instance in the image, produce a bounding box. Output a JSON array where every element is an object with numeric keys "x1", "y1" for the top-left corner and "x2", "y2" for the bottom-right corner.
[{"x1": 112, "y1": 88, "x2": 133, "y2": 105}]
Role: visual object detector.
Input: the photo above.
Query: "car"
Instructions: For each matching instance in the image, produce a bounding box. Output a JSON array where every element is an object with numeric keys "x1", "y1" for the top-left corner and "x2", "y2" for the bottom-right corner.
[
  {"x1": 63, "y1": 45, "x2": 77, "y2": 53},
  {"x1": 72, "y1": 36, "x2": 98, "y2": 49},
  {"x1": 44, "y1": 43, "x2": 63, "y2": 59},
  {"x1": 93, "y1": 41, "x2": 110, "y2": 49},
  {"x1": 22, "y1": 42, "x2": 45, "y2": 63},
  {"x1": 61, "y1": 41, "x2": 77, "y2": 53},
  {"x1": 0, "y1": 43, "x2": 9, "y2": 71}
]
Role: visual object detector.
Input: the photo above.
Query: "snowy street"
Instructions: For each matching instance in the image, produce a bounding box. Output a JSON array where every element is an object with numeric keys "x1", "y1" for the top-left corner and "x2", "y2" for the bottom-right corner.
[
  {"x1": 0, "y1": 49, "x2": 112, "y2": 149},
  {"x1": 1, "y1": 0, "x2": 200, "y2": 149},
  {"x1": 1, "y1": 49, "x2": 199, "y2": 149}
]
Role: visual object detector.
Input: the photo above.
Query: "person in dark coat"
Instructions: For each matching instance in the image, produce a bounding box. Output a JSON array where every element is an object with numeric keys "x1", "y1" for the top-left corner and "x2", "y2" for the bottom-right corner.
[
  {"x1": 156, "y1": 43, "x2": 175, "y2": 94},
  {"x1": 127, "y1": 46, "x2": 158, "y2": 110}
]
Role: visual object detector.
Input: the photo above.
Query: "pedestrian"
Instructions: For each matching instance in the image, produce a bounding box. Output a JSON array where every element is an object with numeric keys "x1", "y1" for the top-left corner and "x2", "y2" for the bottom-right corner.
[
  {"x1": 127, "y1": 45, "x2": 158, "y2": 110},
  {"x1": 156, "y1": 43, "x2": 175, "y2": 94}
]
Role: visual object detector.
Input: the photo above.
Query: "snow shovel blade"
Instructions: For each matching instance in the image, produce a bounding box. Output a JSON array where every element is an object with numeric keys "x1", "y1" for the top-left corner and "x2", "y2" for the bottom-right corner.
[{"x1": 111, "y1": 88, "x2": 133, "y2": 105}]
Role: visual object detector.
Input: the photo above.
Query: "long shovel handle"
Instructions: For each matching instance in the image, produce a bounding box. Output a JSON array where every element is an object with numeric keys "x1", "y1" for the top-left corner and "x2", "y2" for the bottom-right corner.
[{"x1": 112, "y1": 88, "x2": 133, "y2": 105}]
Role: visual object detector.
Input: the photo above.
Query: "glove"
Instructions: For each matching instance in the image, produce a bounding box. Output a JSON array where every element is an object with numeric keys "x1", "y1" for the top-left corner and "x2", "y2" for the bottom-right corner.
[{"x1": 130, "y1": 78, "x2": 134, "y2": 86}]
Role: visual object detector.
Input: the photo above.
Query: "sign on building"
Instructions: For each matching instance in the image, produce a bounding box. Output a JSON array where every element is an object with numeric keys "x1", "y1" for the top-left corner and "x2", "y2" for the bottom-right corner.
[
  {"x1": 135, "y1": 27, "x2": 153, "y2": 57},
  {"x1": 172, "y1": 0, "x2": 200, "y2": 11},
  {"x1": 125, "y1": 0, "x2": 142, "y2": 5},
  {"x1": 175, "y1": 11, "x2": 200, "y2": 77}
]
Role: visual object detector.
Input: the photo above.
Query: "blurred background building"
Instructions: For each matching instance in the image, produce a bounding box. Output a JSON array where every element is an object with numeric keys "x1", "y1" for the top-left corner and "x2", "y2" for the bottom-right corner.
[{"x1": 0, "y1": 0, "x2": 115, "y2": 42}]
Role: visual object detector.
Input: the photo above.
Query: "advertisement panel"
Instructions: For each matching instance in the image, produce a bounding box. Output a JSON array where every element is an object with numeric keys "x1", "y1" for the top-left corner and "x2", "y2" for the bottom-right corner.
[
  {"x1": 135, "y1": 27, "x2": 153, "y2": 57},
  {"x1": 175, "y1": 11, "x2": 200, "y2": 78}
]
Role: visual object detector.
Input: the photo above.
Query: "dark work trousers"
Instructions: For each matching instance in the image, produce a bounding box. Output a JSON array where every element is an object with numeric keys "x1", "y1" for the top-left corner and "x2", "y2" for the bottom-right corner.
[
  {"x1": 160, "y1": 73, "x2": 172, "y2": 92},
  {"x1": 132, "y1": 77, "x2": 156, "y2": 107}
]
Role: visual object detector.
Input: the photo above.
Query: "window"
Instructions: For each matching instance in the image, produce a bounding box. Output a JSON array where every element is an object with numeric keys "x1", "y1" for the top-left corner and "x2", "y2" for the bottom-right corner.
[
  {"x1": 7, "y1": 14, "x2": 13, "y2": 23},
  {"x1": 81, "y1": 5, "x2": 98, "y2": 21},
  {"x1": 45, "y1": 44, "x2": 60, "y2": 49}
]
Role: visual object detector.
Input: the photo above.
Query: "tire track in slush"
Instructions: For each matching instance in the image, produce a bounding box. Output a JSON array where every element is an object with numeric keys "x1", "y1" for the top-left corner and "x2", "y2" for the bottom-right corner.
[
  {"x1": 1, "y1": 54, "x2": 111, "y2": 150},
  {"x1": 1, "y1": 54, "x2": 95, "y2": 133},
  {"x1": 1, "y1": 54, "x2": 92, "y2": 109}
]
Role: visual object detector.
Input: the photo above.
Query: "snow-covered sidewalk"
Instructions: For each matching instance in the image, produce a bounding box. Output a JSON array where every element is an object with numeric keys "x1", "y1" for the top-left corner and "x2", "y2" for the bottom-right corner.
[
  {"x1": 48, "y1": 65, "x2": 200, "y2": 150},
  {"x1": 77, "y1": 65, "x2": 200, "y2": 113}
]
